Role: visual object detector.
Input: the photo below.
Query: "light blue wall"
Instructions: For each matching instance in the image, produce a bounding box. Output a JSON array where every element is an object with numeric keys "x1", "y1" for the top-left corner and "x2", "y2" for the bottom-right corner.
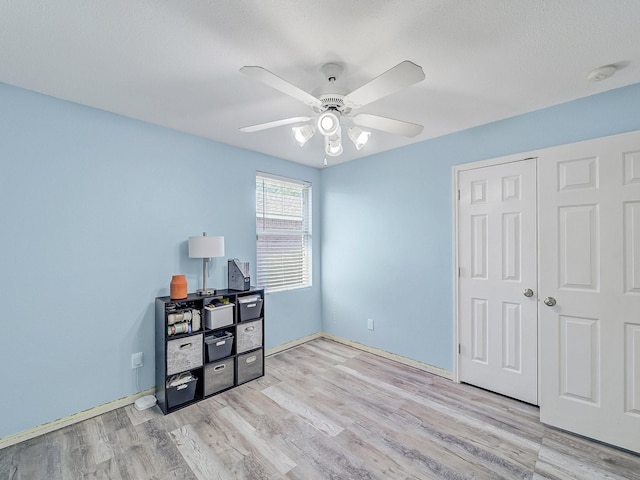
[
  {"x1": 3, "y1": 79, "x2": 640, "y2": 441},
  {"x1": 0, "y1": 83, "x2": 322, "y2": 439},
  {"x1": 320, "y1": 82, "x2": 640, "y2": 372}
]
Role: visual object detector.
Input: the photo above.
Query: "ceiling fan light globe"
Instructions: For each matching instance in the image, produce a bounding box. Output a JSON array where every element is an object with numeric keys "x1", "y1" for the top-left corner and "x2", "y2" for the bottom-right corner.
[
  {"x1": 292, "y1": 124, "x2": 315, "y2": 146},
  {"x1": 317, "y1": 111, "x2": 340, "y2": 136},
  {"x1": 326, "y1": 142, "x2": 343, "y2": 156},
  {"x1": 348, "y1": 126, "x2": 371, "y2": 150},
  {"x1": 324, "y1": 133, "x2": 343, "y2": 156}
]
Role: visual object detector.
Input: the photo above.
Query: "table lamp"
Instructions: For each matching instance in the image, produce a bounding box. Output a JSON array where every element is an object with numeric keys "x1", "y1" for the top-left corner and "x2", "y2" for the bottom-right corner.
[{"x1": 188, "y1": 232, "x2": 225, "y2": 295}]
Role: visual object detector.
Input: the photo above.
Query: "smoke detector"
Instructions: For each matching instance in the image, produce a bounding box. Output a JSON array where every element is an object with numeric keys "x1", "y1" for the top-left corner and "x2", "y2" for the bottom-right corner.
[{"x1": 587, "y1": 65, "x2": 617, "y2": 82}]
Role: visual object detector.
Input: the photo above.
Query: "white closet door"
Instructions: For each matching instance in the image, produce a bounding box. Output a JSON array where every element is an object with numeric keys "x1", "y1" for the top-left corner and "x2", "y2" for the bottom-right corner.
[
  {"x1": 458, "y1": 159, "x2": 538, "y2": 404},
  {"x1": 538, "y1": 131, "x2": 640, "y2": 453}
]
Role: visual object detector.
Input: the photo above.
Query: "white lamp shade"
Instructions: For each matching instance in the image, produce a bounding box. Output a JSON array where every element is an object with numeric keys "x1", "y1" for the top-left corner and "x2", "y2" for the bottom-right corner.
[{"x1": 188, "y1": 235, "x2": 225, "y2": 258}]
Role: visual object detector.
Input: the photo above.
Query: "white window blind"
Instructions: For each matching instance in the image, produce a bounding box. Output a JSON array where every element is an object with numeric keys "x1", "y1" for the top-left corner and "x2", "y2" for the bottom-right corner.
[{"x1": 256, "y1": 173, "x2": 312, "y2": 292}]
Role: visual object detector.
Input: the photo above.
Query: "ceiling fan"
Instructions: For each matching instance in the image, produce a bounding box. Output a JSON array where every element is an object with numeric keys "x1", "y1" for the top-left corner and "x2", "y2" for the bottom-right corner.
[{"x1": 239, "y1": 61, "x2": 426, "y2": 157}]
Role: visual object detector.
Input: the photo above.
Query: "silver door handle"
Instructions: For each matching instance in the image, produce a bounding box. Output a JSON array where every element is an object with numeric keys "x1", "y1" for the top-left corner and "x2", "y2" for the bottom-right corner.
[
  {"x1": 523, "y1": 288, "x2": 534, "y2": 297},
  {"x1": 543, "y1": 297, "x2": 556, "y2": 307}
]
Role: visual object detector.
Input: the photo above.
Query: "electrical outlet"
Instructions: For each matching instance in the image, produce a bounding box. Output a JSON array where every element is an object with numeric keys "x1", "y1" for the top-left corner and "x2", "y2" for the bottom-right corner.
[
  {"x1": 131, "y1": 352, "x2": 143, "y2": 369},
  {"x1": 367, "y1": 318, "x2": 374, "y2": 330}
]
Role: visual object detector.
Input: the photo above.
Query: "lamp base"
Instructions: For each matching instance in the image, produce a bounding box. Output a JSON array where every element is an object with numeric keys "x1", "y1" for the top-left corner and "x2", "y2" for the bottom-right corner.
[{"x1": 196, "y1": 288, "x2": 216, "y2": 296}]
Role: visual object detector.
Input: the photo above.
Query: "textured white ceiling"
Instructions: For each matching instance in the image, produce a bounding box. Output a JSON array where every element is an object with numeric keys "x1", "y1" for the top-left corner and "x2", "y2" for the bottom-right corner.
[{"x1": 1, "y1": 1, "x2": 639, "y2": 167}]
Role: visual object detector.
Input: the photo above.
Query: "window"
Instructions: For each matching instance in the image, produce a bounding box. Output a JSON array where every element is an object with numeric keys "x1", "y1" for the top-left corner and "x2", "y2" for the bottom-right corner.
[{"x1": 256, "y1": 173, "x2": 312, "y2": 292}]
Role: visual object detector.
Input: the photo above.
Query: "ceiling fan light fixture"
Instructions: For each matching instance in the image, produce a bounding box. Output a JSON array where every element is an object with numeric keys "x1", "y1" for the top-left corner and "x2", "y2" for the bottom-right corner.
[
  {"x1": 292, "y1": 124, "x2": 315, "y2": 146},
  {"x1": 240, "y1": 61, "x2": 426, "y2": 159},
  {"x1": 317, "y1": 111, "x2": 340, "y2": 136},
  {"x1": 326, "y1": 139, "x2": 343, "y2": 156},
  {"x1": 347, "y1": 126, "x2": 371, "y2": 150},
  {"x1": 324, "y1": 128, "x2": 343, "y2": 156}
]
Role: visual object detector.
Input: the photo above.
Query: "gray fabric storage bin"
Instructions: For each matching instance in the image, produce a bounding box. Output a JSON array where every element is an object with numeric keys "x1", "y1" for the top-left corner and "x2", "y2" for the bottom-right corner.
[
  {"x1": 205, "y1": 330, "x2": 234, "y2": 362},
  {"x1": 238, "y1": 296, "x2": 263, "y2": 322},
  {"x1": 236, "y1": 319, "x2": 263, "y2": 353},
  {"x1": 166, "y1": 375, "x2": 197, "y2": 408},
  {"x1": 166, "y1": 333, "x2": 203, "y2": 375},
  {"x1": 204, "y1": 357, "x2": 234, "y2": 396},
  {"x1": 237, "y1": 349, "x2": 264, "y2": 384}
]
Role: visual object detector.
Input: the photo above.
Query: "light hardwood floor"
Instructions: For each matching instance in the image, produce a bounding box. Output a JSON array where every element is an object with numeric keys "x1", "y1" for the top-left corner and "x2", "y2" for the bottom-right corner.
[{"x1": 2, "y1": 338, "x2": 640, "y2": 479}]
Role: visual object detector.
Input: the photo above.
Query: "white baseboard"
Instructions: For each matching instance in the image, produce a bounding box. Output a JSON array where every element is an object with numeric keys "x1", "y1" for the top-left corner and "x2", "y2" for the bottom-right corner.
[
  {"x1": 0, "y1": 388, "x2": 154, "y2": 450},
  {"x1": 2, "y1": 332, "x2": 451, "y2": 449},
  {"x1": 267, "y1": 331, "x2": 453, "y2": 380},
  {"x1": 265, "y1": 332, "x2": 323, "y2": 356},
  {"x1": 320, "y1": 333, "x2": 453, "y2": 380}
]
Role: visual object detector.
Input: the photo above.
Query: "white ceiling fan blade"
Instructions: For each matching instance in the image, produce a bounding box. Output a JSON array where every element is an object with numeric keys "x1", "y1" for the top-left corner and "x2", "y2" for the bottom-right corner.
[
  {"x1": 344, "y1": 61, "x2": 426, "y2": 109},
  {"x1": 239, "y1": 116, "x2": 312, "y2": 133},
  {"x1": 241, "y1": 66, "x2": 323, "y2": 109},
  {"x1": 353, "y1": 113, "x2": 424, "y2": 138}
]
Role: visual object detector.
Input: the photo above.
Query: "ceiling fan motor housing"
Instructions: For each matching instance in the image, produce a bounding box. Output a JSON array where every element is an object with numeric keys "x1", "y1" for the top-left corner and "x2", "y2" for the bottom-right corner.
[
  {"x1": 316, "y1": 94, "x2": 351, "y2": 114},
  {"x1": 314, "y1": 63, "x2": 351, "y2": 113}
]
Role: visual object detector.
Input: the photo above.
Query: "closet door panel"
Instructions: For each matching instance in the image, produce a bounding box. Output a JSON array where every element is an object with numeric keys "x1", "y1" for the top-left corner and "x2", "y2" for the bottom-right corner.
[{"x1": 539, "y1": 130, "x2": 640, "y2": 454}]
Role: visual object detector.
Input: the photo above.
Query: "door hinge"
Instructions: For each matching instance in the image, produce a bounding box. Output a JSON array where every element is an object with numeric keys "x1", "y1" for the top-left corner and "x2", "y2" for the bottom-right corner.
[
  {"x1": 458, "y1": 344, "x2": 461, "y2": 354},
  {"x1": 458, "y1": 267, "x2": 461, "y2": 277},
  {"x1": 458, "y1": 189, "x2": 461, "y2": 200}
]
